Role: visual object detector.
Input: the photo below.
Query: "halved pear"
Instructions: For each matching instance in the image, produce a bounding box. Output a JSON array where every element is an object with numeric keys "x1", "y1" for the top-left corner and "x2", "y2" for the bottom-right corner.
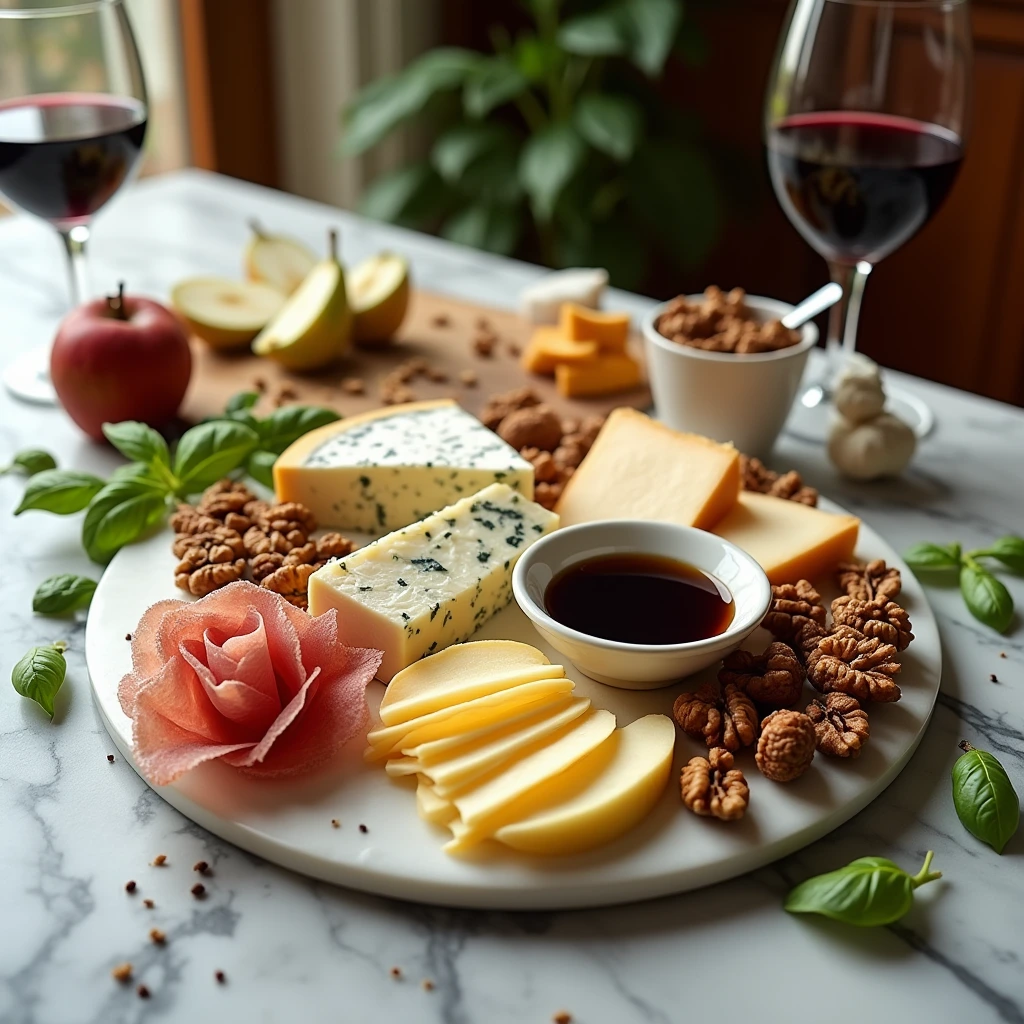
[
  {"x1": 348, "y1": 252, "x2": 410, "y2": 347},
  {"x1": 171, "y1": 277, "x2": 285, "y2": 351},
  {"x1": 244, "y1": 220, "x2": 317, "y2": 296}
]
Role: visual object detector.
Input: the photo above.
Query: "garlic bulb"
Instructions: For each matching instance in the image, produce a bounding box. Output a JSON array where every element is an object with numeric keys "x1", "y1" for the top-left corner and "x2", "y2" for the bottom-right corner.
[
  {"x1": 828, "y1": 412, "x2": 917, "y2": 481},
  {"x1": 834, "y1": 355, "x2": 886, "y2": 424}
]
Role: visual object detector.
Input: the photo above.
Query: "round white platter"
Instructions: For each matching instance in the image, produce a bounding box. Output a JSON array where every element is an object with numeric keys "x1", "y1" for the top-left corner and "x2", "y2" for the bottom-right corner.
[{"x1": 86, "y1": 500, "x2": 940, "y2": 910}]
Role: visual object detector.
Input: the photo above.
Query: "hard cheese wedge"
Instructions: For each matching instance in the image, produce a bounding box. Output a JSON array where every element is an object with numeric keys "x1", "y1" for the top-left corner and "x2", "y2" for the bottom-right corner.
[
  {"x1": 274, "y1": 400, "x2": 534, "y2": 531},
  {"x1": 560, "y1": 304, "x2": 630, "y2": 352},
  {"x1": 554, "y1": 352, "x2": 641, "y2": 397},
  {"x1": 713, "y1": 491, "x2": 860, "y2": 584},
  {"x1": 378, "y1": 640, "x2": 561, "y2": 726},
  {"x1": 309, "y1": 483, "x2": 559, "y2": 681},
  {"x1": 556, "y1": 408, "x2": 740, "y2": 529},
  {"x1": 493, "y1": 714, "x2": 675, "y2": 855}
]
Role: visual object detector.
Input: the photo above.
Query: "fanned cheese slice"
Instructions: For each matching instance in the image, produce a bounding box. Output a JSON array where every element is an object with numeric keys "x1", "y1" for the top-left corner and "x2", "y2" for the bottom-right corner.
[
  {"x1": 384, "y1": 757, "x2": 420, "y2": 777},
  {"x1": 417, "y1": 781, "x2": 456, "y2": 824},
  {"x1": 378, "y1": 640, "x2": 561, "y2": 726}
]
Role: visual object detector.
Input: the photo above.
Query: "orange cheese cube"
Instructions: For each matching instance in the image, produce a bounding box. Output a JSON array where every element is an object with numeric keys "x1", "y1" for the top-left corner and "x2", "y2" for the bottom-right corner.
[
  {"x1": 554, "y1": 352, "x2": 641, "y2": 397},
  {"x1": 521, "y1": 327, "x2": 599, "y2": 376},
  {"x1": 560, "y1": 304, "x2": 630, "y2": 352}
]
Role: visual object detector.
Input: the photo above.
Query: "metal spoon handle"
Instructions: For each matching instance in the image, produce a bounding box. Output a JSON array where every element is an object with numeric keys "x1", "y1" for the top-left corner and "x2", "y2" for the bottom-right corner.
[{"x1": 781, "y1": 282, "x2": 843, "y2": 329}]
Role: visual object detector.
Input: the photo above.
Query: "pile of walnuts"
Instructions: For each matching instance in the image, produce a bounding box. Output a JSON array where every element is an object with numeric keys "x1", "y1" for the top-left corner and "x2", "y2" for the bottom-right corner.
[
  {"x1": 170, "y1": 479, "x2": 355, "y2": 609},
  {"x1": 674, "y1": 558, "x2": 914, "y2": 821},
  {"x1": 480, "y1": 387, "x2": 605, "y2": 510}
]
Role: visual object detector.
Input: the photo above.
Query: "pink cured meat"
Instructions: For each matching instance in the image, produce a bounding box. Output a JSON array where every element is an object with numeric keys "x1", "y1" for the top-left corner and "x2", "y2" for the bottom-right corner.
[{"x1": 118, "y1": 581, "x2": 382, "y2": 785}]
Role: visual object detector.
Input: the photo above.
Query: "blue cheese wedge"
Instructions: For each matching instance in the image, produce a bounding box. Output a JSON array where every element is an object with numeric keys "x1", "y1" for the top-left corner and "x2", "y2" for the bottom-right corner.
[
  {"x1": 308, "y1": 483, "x2": 559, "y2": 681},
  {"x1": 274, "y1": 399, "x2": 534, "y2": 531}
]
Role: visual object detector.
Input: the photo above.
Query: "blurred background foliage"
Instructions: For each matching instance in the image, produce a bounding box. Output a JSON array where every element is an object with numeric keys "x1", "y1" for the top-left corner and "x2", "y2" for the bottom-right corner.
[{"x1": 339, "y1": 0, "x2": 732, "y2": 291}]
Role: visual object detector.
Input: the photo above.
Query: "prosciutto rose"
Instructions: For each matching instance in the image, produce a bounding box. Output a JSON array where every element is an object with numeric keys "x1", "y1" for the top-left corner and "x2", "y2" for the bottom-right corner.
[{"x1": 118, "y1": 581, "x2": 382, "y2": 785}]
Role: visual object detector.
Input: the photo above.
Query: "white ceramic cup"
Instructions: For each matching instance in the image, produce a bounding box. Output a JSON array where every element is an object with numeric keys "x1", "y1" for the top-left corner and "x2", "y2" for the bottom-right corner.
[{"x1": 641, "y1": 295, "x2": 818, "y2": 458}]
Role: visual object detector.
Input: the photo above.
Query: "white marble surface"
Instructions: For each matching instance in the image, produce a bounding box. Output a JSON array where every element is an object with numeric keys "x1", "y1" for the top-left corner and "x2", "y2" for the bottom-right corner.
[{"x1": 1, "y1": 169, "x2": 1022, "y2": 1024}]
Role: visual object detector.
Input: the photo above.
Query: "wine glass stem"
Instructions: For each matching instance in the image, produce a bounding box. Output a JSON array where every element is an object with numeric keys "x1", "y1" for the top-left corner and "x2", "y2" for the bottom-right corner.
[
  {"x1": 824, "y1": 260, "x2": 872, "y2": 386},
  {"x1": 59, "y1": 224, "x2": 91, "y2": 307}
]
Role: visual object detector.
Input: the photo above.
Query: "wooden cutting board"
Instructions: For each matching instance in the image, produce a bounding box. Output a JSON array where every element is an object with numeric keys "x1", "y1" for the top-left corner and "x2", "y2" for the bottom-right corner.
[{"x1": 179, "y1": 289, "x2": 651, "y2": 424}]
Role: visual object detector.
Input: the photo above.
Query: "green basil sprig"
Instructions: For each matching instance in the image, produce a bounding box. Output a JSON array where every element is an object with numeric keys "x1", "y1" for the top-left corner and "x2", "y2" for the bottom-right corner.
[
  {"x1": 905, "y1": 536, "x2": 1021, "y2": 633},
  {"x1": 952, "y1": 740, "x2": 1020, "y2": 854},
  {"x1": 12, "y1": 640, "x2": 68, "y2": 719},
  {"x1": 785, "y1": 851, "x2": 942, "y2": 927},
  {"x1": 1, "y1": 448, "x2": 57, "y2": 477},
  {"x1": 173, "y1": 419, "x2": 260, "y2": 494},
  {"x1": 33, "y1": 574, "x2": 97, "y2": 615},
  {"x1": 14, "y1": 469, "x2": 106, "y2": 515},
  {"x1": 82, "y1": 465, "x2": 170, "y2": 564}
]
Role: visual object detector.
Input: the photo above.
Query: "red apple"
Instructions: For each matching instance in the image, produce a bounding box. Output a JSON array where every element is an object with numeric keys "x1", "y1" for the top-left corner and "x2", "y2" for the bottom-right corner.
[{"x1": 51, "y1": 283, "x2": 192, "y2": 441}]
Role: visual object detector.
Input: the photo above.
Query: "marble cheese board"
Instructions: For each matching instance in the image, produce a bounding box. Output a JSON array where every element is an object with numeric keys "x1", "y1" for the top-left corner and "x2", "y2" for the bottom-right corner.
[{"x1": 85, "y1": 499, "x2": 940, "y2": 910}]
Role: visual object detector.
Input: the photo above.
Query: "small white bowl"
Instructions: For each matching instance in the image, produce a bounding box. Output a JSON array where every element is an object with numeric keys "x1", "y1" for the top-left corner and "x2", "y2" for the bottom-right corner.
[
  {"x1": 512, "y1": 520, "x2": 771, "y2": 690},
  {"x1": 641, "y1": 294, "x2": 818, "y2": 458}
]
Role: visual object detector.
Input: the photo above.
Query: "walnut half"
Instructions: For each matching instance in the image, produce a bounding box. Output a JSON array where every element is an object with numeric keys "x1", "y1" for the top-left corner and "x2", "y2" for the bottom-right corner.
[
  {"x1": 806, "y1": 625, "x2": 902, "y2": 703},
  {"x1": 719, "y1": 642, "x2": 805, "y2": 707},
  {"x1": 831, "y1": 595, "x2": 913, "y2": 651},
  {"x1": 762, "y1": 580, "x2": 827, "y2": 642},
  {"x1": 755, "y1": 709, "x2": 816, "y2": 782},
  {"x1": 806, "y1": 693, "x2": 870, "y2": 758},
  {"x1": 681, "y1": 747, "x2": 749, "y2": 821},
  {"x1": 673, "y1": 682, "x2": 758, "y2": 752}
]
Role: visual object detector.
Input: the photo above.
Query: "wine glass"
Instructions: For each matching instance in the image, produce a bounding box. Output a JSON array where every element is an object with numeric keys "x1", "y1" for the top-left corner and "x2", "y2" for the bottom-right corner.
[
  {"x1": 0, "y1": 0, "x2": 148, "y2": 404},
  {"x1": 764, "y1": 0, "x2": 971, "y2": 440}
]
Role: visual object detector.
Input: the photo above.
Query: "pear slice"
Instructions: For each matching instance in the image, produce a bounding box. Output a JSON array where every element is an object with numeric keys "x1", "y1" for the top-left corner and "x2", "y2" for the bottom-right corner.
[
  {"x1": 171, "y1": 277, "x2": 285, "y2": 351},
  {"x1": 252, "y1": 229, "x2": 352, "y2": 371},
  {"x1": 348, "y1": 252, "x2": 410, "y2": 347},
  {"x1": 244, "y1": 220, "x2": 317, "y2": 296}
]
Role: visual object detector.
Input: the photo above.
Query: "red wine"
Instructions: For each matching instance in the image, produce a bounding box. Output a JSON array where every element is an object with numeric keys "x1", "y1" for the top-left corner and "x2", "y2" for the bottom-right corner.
[
  {"x1": 0, "y1": 93, "x2": 146, "y2": 226},
  {"x1": 766, "y1": 112, "x2": 963, "y2": 264}
]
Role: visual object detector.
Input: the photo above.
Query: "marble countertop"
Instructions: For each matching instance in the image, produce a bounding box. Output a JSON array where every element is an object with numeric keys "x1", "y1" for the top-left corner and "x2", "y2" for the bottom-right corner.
[{"x1": 1, "y1": 169, "x2": 1022, "y2": 1024}]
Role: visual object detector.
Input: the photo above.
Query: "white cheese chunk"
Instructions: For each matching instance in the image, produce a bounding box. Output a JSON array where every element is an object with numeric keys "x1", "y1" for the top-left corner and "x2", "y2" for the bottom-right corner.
[
  {"x1": 274, "y1": 400, "x2": 534, "y2": 531},
  {"x1": 519, "y1": 268, "x2": 609, "y2": 324},
  {"x1": 308, "y1": 483, "x2": 559, "y2": 681}
]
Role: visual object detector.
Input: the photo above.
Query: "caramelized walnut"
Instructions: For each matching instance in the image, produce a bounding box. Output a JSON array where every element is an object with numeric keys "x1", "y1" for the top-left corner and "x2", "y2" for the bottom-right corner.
[
  {"x1": 169, "y1": 505, "x2": 222, "y2": 537},
  {"x1": 755, "y1": 709, "x2": 816, "y2": 782},
  {"x1": 806, "y1": 693, "x2": 870, "y2": 758},
  {"x1": 171, "y1": 528, "x2": 244, "y2": 561},
  {"x1": 719, "y1": 642, "x2": 805, "y2": 707},
  {"x1": 739, "y1": 456, "x2": 818, "y2": 506},
  {"x1": 479, "y1": 387, "x2": 541, "y2": 430},
  {"x1": 520, "y1": 447, "x2": 560, "y2": 484},
  {"x1": 497, "y1": 405, "x2": 563, "y2": 452},
  {"x1": 831, "y1": 595, "x2": 914, "y2": 651},
  {"x1": 260, "y1": 563, "x2": 318, "y2": 609},
  {"x1": 534, "y1": 481, "x2": 564, "y2": 511},
  {"x1": 196, "y1": 479, "x2": 257, "y2": 524},
  {"x1": 805, "y1": 625, "x2": 901, "y2": 703},
  {"x1": 249, "y1": 551, "x2": 285, "y2": 582},
  {"x1": 762, "y1": 580, "x2": 827, "y2": 642},
  {"x1": 680, "y1": 747, "x2": 749, "y2": 821},
  {"x1": 672, "y1": 682, "x2": 758, "y2": 752},
  {"x1": 836, "y1": 559, "x2": 902, "y2": 603}
]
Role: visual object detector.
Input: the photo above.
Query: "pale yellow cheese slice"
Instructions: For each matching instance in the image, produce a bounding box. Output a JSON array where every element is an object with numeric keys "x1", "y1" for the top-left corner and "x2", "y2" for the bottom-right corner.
[
  {"x1": 493, "y1": 714, "x2": 675, "y2": 856},
  {"x1": 384, "y1": 757, "x2": 419, "y2": 777},
  {"x1": 555, "y1": 408, "x2": 740, "y2": 529},
  {"x1": 447, "y1": 709, "x2": 616, "y2": 839},
  {"x1": 417, "y1": 781, "x2": 456, "y2": 824},
  {"x1": 364, "y1": 679, "x2": 574, "y2": 761},
  {"x1": 378, "y1": 640, "x2": 561, "y2": 726},
  {"x1": 712, "y1": 491, "x2": 859, "y2": 584}
]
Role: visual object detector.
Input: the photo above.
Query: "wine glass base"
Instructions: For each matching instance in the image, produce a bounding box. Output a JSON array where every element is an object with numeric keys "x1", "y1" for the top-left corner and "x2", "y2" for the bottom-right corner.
[
  {"x1": 3, "y1": 346, "x2": 57, "y2": 405},
  {"x1": 784, "y1": 383, "x2": 935, "y2": 443}
]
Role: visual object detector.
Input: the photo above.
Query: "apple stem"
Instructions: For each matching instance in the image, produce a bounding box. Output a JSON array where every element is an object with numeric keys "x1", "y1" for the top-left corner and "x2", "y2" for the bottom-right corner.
[
  {"x1": 108, "y1": 281, "x2": 127, "y2": 320},
  {"x1": 248, "y1": 218, "x2": 265, "y2": 239},
  {"x1": 328, "y1": 228, "x2": 339, "y2": 261}
]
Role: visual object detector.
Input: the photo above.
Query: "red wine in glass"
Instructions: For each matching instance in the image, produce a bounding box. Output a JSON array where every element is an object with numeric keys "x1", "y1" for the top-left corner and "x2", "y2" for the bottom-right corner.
[
  {"x1": 766, "y1": 112, "x2": 964, "y2": 266},
  {"x1": 0, "y1": 92, "x2": 146, "y2": 228}
]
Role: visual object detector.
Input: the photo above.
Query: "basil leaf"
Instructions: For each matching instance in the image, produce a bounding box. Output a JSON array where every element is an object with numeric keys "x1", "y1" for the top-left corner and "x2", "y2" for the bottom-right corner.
[
  {"x1": 952, "y1": 744, "x2": 1020, "y2": 854},
  {"x1": 985, "y1": 535, "x2": 1024, "y2": 575},
  {"x1": 82, "y1": 472, "x2": 169, "y2": 564},
  {"x1": 960, "y1": 563, "x2": 1014, "y2": 633},
  {"x1": 2, "y1": 448, "x2": 57, "y2": 476},
  {"x1": 101, "y1": 421, "x2": 171, "y2": 469},
  {"x1": 903, "y1": 541, "x2": 962, "y2": 571},
  {"x1": 246, "y1": 449, "x2": 277, "y2": 489},
  {"x1": 173, "y1": 420, "x2": 259, "y2": 494},
  {"x1": 33, "y1": 574, "x2": 97, "y2": 615},
  {"x1": 15, "y1": 469, "x2": 106, "y2": 516},
  {"x1": 225, "y1": 391, "x2": 260, "y2": 414},
  {"x1": 785, "y1": 852, "x2": 941, "y2": 927},
  {"x1": 12, "y1": 643, "x2": 67, "y2": 719},
  {"x1": 256, "y1": 406, "x2": 340, "y2": 455}
]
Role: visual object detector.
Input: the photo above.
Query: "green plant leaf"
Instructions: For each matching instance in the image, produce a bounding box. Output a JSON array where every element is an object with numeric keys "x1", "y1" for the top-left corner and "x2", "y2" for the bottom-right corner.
[
  {"x1": 513, "y1": 34, "x2": 562, "y2": 83},
  {"x1": 102, "y1": 421, "x2": 171, "y2": 469},
  {"x1": 952, "y1": 743, "x2": 1020, "y2": 854},
  {"x1": 432, "y1": 122, "x2": 510, "y2": 183},
  {"x1": 82, "y1": 469, "x2": 169, "y2": 564},
  {"x1": 358, "y1": 162, "x2": 450, "y2": 229},
  {"x1": 904, "y1": 541, "x2": 962, "y2": 571},
  {"x1": 554, "y1": 209, "x2": 649, "y2": 291},
  {"x1": 574, "y1": 93, "x2": 644, "y2": 162},
  {"x1": 341, "y1": 48, "x2": 481, "y2": 156},
  {"x1": 225, "y1": 391, "x2": 260, "y2": 414},
  {"x1": 558, "y1": 6, "x2": 631, "y2": 58},
  {"x1": 2, "y1": 448, "x2": 57, "y2": 477},
  {"x1": 32, "y1": 574, "x2": 97, "y2": 615},
  {"x1": 984, "y1": 536, "x2": 1024, "y2": 574},
  {"x1": 14, "y1": 469, "x2": 106, "y2": 516},
  {"x1": 519, "y1": 122, "x2": 586, "y2": 221},
  {"x1": 246, "y1": 449, "x2": 278, "y2": 489},
  {"x1": 12, "y1": 642, "x2": 67, "y2": 720},
  {"x1": 441, "y1": 204, "x2": 523, "y2": 256},
  {"x1": 173, "y1": 420, "x2": 260, "y2": 494},
  {"x1": 960, "y1": 563, "x2": 1014, "y2": 633},
  {"x1": 622, "y1": 0, "x2": 683, "y2": 76},
  {"x1": 464, "y1": 56, "x2": 529, "y2": 118},
  {"x1": 256, "y1": 405, "x2": 341, "y2": 455},
  {"x1": 785, "y1": 852, "x2": 941, "y2": 927}
]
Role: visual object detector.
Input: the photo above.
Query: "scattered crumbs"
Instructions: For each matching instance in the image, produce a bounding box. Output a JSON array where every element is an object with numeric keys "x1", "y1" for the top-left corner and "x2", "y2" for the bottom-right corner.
[
  {"x1": 553, "y1": 1013, "x2": 572, "y2": 1024},
  {"x1": 191, "y1": 883, "x2": 206, "y2": 899},
  {"x1": 427, "y1": 367, "x2": 449, "y2": 383},
  {"x1": 151, "y1": 854, "x2": 167, "y2": 867},
  {"x1": 143, "y1": 899, "x2": 155, "y2": 909},
  {"x1": 422, "y1": 978, "x2": 435, "y2": 992},
  {"x1": 1000, "y1": 651, "x2": 1007, "y2": 658},
  {"x1": 149, "y1": 928, "x2": 166, "y2": 945},
  {"x1": 253, "y1": 377, "x2": 267, "y2": 393},
  {"x1": 342, "y1": 377, "x2": 366, "y2": 395},
  {"x1": 125, "y1": 633, "x2": 132, "y2": 641},
  {"x1": 125, "y1": 880, "x2": 136, "y2": 893},
  {"x1": 476, "y1": 316, "x2": 491, "y2": 331},
  {"x1": 278, "y1": 385, "x2": 298, "y2": 401},
  {"x1": 459, "y1": 369, "x2": 478, "y2": 387},
  {"x1": 472, "y1": 332, "x2": 496, "y2": 357},
  {"x1": 358, "y1": 823, "x2": 368, "y2": 834},
  {"x1": 431, "y1": 313, "x2": 450, "y2": 328},
  {"x1": 215, "y1": 970, "x2": 226, "y2": 985},
  {"x1": 111, "y1": 963, "x2": 133, "y2": 983},
  {"x1": 107, "y1": 753, "x2": 115, "y2": 763},
  {"x1": 507, "y1": 342, "x2": 521, "y2": 358},
  {"x1": 193, "y1": 860, "x2": 211, "y2": 875},
  {"x1": 389, "y1": 966, "x2": 402, "y2": 979},
  {"x1": 990, "y1": 673, "x2": 1000, "y2": 683},
  {"x1": 137, "y1": 984, "x2": 151, "y2": 1000},
  {"x1": 331, "y1": 819, "x2": 340, "y2": 829}
]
